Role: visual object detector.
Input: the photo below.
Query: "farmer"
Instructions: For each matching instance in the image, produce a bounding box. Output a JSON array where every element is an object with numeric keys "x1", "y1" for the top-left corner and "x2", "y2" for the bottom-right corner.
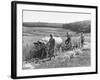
[
  {"x1": 48, "y1": 34, "x2": 55, "y2": 60},
  {"x1": 80, "y1": 32, "x2": 85, "y2": 48},
  {"x1": 65, "y1": 32, "x2": 71, "y2": 49}
]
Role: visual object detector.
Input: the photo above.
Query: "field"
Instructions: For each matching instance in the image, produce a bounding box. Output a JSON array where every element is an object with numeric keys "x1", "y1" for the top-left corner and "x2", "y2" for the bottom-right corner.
[{"x1": 22, "y1": 26, "x2": 91, "y2": 69}]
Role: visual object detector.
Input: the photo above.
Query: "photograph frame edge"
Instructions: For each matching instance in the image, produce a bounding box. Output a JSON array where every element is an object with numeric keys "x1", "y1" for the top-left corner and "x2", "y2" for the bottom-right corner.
[
  {"x1": 11, "y1": 1, "x2": 98, "y2": 79},
  {"x1": 11, "y1": 1, "x2": 17, "y2": 79}
]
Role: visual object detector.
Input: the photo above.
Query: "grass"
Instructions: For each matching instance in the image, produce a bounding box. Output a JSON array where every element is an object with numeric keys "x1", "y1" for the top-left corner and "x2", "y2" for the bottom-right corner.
[{"x1": 22, "y1": 27, "x2": 91, "y2": 69}]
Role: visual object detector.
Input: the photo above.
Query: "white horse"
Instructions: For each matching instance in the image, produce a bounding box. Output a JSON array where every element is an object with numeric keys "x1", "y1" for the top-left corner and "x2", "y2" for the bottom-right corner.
[
  {"x1": 42, "y1": 36, "x2": 62, "y2": 44},
  {"x1": 41, "y1": 36, "x2": 63, "y2": 53}
]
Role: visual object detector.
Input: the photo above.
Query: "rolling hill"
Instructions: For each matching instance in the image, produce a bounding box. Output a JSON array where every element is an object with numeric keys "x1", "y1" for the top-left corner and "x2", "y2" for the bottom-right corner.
[
  {"x1": 23, "y1": 20, "x2": 91, "y2": 33},
  {"x1": 23, "y1": 22, "x2": 63, "y2": 28},
  {"x1": 63, "y1": 20, "x2": 91, "y2": 33}
]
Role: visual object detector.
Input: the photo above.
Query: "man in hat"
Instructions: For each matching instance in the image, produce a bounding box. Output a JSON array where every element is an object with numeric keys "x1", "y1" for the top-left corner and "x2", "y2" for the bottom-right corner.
[
  {"x1": 65, "y1": 32, "x2": 71, "y2": 49},
  {"x1": 80, "y1": 32, "x2": 85, "y2": 48},
  {"x1": 48, "y1": 34, "x2": 55, "y2": 60}
]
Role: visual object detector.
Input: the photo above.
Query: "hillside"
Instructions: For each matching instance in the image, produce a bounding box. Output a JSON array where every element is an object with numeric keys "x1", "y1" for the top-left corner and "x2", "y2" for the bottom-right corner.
[
  {"x1": 63, "y1": 20, "x2": 91, "y2": 33},
  {"x1": 23, "y1": 22, "x2": 63, "y2": 28},
  {"x1": 23, "y1": 20, "x2": 91, "y2": 33}
]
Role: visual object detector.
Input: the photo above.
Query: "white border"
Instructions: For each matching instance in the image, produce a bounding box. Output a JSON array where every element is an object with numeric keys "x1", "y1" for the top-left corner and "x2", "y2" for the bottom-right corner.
[{"x1": 17, "y1": 4, "x2": 96, "y2": 77}]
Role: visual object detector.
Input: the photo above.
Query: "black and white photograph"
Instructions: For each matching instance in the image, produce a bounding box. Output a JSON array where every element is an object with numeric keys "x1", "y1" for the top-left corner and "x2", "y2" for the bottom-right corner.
[
  {"x1": 11, "y1": 1, "x2": 97, "y2": 79},
  {"x1": 22, "y1": 10, "x2": 91, "y2": 69}
]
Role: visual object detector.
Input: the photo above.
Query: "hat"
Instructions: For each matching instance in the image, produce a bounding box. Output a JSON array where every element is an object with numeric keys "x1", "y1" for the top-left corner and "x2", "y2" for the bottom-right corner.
[{"x1": 50, "y1": 34, "x2": 53, "y2": 37}]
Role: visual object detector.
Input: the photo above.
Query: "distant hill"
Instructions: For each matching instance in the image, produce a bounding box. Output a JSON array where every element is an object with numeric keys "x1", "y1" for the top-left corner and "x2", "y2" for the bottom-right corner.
[
  {"x1": 63, "y1": 20, "x2": 91, "y2": 33},
  {"x1": 23, "y1": 20, "x2": 91, "y2": 33},
  {"x1": 23, "y1": 22, "x2": 63, "y2": 28}
]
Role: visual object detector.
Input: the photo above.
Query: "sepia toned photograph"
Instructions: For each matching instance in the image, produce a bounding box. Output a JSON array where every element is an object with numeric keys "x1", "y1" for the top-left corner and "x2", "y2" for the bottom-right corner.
[{"x1": 11, "y1": 1, "x2": 97, "y2": 79}]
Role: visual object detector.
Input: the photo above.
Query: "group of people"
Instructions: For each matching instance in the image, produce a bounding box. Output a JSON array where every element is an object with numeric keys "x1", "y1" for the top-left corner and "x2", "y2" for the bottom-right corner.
[
  {"x1": 65, "y1": 32, "x2": 85, "y2": 49},
  {"x1": 33, "y1": 32, "x2": 85, "y2": 61},
  {"x1": 47, "y1": 32, "x2": 85, "y2": 60}
]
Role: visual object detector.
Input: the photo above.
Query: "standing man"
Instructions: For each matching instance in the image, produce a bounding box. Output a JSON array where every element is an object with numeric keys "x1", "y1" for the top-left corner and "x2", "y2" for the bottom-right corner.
[
  {"x1": 80, "y1": 32, "x2": 85, "y2": 48},
  {"x1": 65, "y1": 32, "x2": 71, "y2": 49},
  {"x1": 48, "y1": 34, "x2": 55, "y2": 60}
]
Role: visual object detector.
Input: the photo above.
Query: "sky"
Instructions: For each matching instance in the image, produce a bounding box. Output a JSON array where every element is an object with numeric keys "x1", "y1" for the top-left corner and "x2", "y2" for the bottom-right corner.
[{"x1": 23, "y1": 10, "x2": 91, "y2": 23}]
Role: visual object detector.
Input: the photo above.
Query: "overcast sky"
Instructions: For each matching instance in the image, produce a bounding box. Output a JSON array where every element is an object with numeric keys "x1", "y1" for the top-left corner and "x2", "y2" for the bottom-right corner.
[{"x1": 23, "y1": 10, "x2": 91, "y2": 23}]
